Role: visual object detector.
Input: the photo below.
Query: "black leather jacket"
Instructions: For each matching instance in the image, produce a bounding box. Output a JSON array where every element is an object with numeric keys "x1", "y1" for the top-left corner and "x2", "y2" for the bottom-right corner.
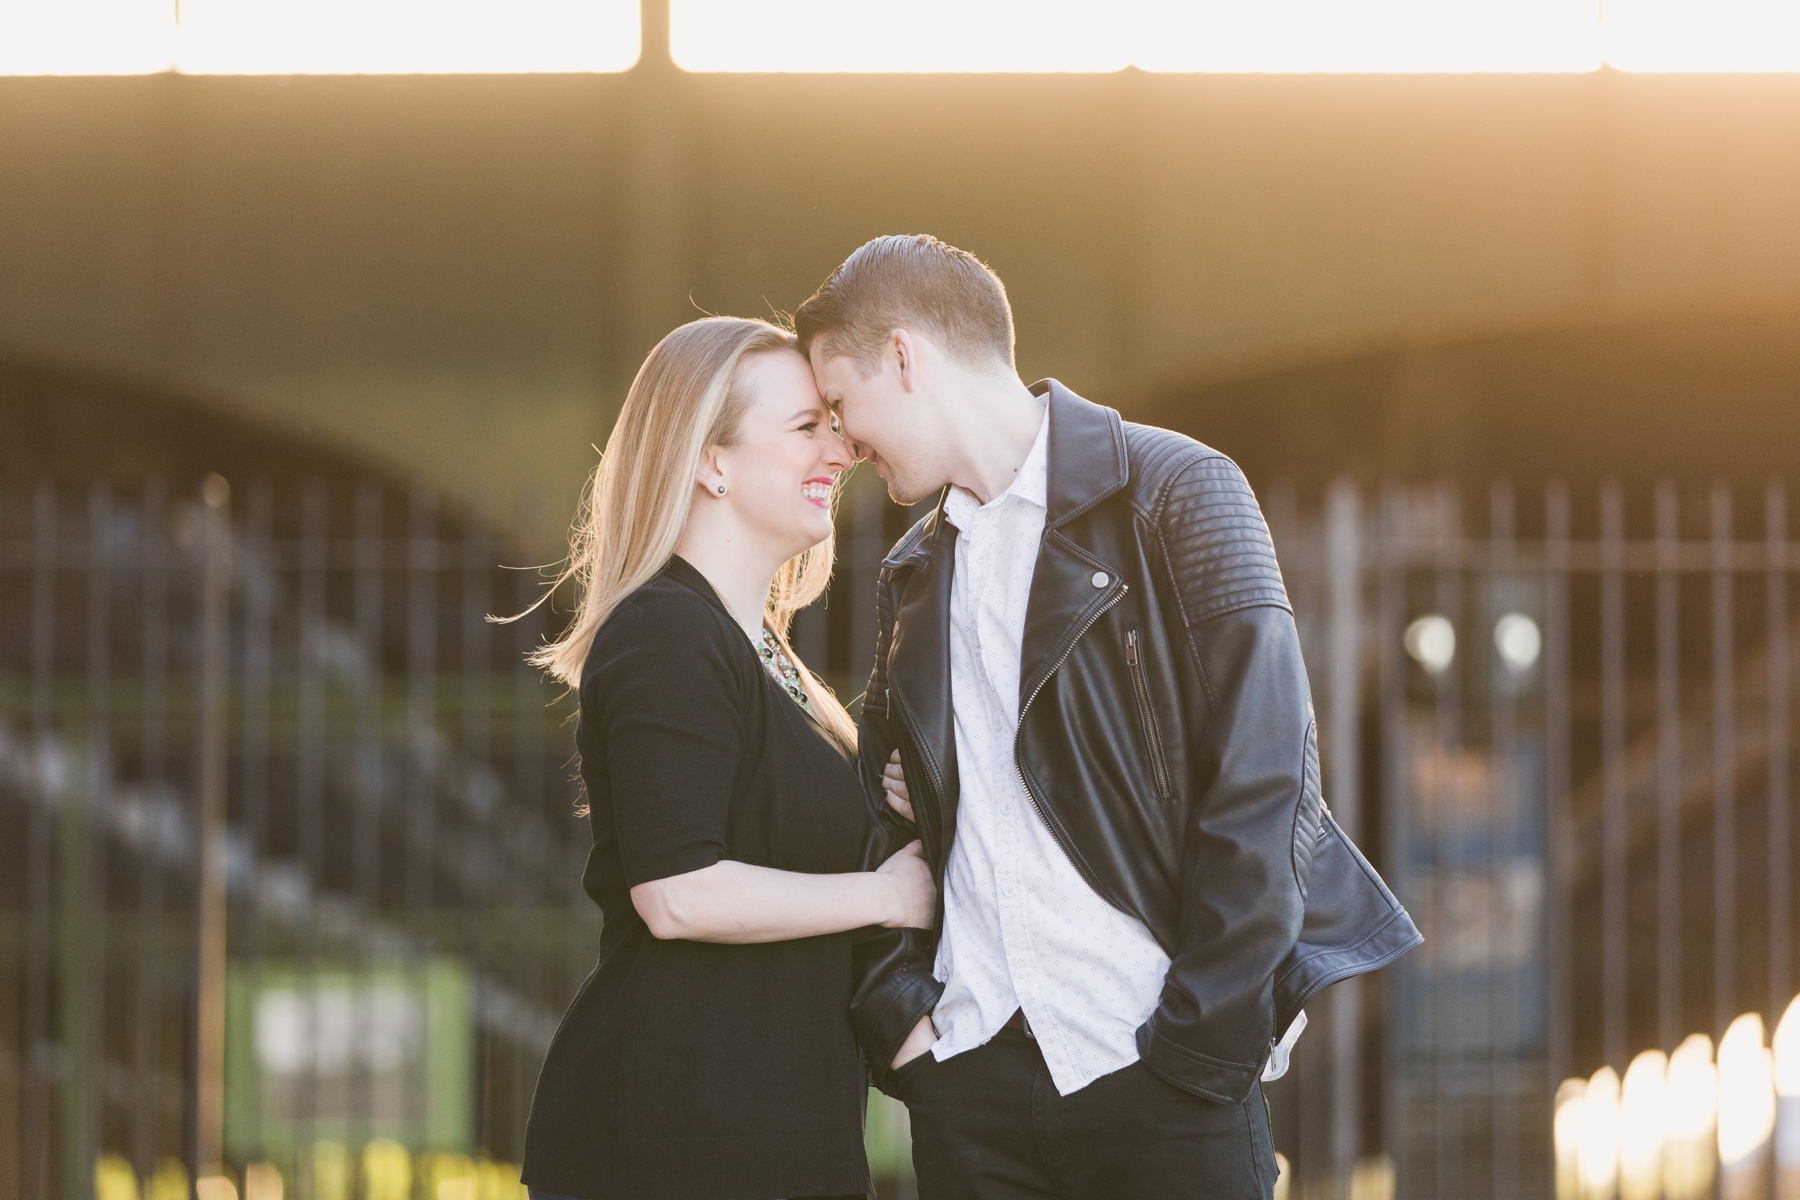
[{"x1": 851, "y1": 380, "x2": 1421, "y2": 1104}]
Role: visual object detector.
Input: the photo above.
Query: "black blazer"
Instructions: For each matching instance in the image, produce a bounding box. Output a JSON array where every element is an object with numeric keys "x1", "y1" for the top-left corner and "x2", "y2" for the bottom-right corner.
[{"x1": 522, "y1": 557, "x2": 871, "y2": 1200}]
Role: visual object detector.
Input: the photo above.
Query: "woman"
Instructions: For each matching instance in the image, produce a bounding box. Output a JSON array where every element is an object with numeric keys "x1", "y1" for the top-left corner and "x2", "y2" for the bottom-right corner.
[{"x1": 517, "y1": 317, "x2": 934, "y2": 1200}]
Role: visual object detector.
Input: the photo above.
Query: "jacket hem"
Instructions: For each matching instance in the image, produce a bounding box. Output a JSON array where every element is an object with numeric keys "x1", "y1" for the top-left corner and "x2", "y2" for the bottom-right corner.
[{"x1": 1134, "y1": 1021, "x2": 1261, "y2": 1106}]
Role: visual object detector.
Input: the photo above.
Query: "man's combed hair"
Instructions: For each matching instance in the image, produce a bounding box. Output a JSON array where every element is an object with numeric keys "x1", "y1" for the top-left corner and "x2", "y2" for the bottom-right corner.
[{"x1": 795, "y1": 234, "x2": 1014, "y2": 372}]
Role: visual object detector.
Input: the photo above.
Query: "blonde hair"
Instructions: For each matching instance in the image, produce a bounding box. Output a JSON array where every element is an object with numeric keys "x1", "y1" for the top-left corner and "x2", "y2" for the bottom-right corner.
[{"x1": 525, "y1": 316, "x2": 857, "y2": 754}]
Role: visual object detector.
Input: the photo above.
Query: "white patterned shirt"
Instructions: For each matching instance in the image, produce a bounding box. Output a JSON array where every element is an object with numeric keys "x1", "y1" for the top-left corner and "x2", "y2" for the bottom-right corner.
[
  {"x1": 926, "y1": 408, "x2": 1307, "y2": 1095},
  {"x1": 928, "y1": 410, "x2": 1172, "y2": 1096}
]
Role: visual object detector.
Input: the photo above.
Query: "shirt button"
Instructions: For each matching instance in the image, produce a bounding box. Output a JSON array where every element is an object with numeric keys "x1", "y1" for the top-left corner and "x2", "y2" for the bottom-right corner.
[{"x1": 1091, "y1": 571, "x2": 1110, "y2": 588}]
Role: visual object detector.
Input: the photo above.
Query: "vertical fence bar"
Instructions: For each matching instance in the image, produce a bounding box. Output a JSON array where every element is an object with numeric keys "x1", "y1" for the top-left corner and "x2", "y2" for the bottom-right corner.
[
  {"x1": 1433, "y1": 484, "x2": 1463, "y2": 1200},
  {"x1": 1600, "y1": 481, "x2": 1627, "y2": 1071},
  {"x1": 1544, "y1": 483, "x2": 1572, "y2": 1105},
  {"x1": 1488, "y1": 479, "x2": 1518, "y2": 1200},
  {"x1": 22, "y1": 484, "x2": 55, "y2": 1200},
  {"x1": 1377, "y1": 484, "x2": 1410, "y2": 1196},
  {"x1": 353, "y1": 482, "x2": 384, "y2": 1147},
  {"x1": 406, "y1": 488, "x2": 438, "y2": 926},
  {"x1": 461, "y1": 505, "x2": 494, "y2": 1158},
  {"x1": 241, "y1": 482, "x2": 274, "y2": 1163},
  {"x1": 1769, "y1": 481, "x2": 1790, "y2": 1021},
  {"x1": 66, "y1": 481, "x2": 113, "y2": 1200},
  {"x1": 1326, "y1": 481, "x2": 1362, "y2": 1197},
  {"x1": 513, "y1": 492, "x2": 548, "y2": 1132},
  {"x1": 1656, "y1": 482, "x2": 1682, "y2": 1052},
  {"x1": 193, "y1": 475, "x2": 232, "y2": 1179},
  {"x1": 295, "y1": 481, "x2": 327, "y2": 1147},
  {"x1": 133, "y1": 480, "x2": 169, "y2": 1191},
  {"x1": 1714, "y1": 482, "x2": 1737, "y2": 1034}
]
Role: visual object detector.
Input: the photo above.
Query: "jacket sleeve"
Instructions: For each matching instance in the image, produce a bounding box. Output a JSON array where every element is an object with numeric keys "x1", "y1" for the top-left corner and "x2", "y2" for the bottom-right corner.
[
  {"x1": 1135, "y1": 454, "x2": 1322, "y2": 1104},
  {"x1": 849, "y1": 565, "x2": 946, "y2": 1094}
]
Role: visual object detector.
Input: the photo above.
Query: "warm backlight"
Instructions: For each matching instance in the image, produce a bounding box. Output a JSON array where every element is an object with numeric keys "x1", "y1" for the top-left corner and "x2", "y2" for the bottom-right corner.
[
  {"x1": 0, "y1": 0, "x2": 175, "y2": 74},
  {"x1": 1605, "y1": 0, "x2": 1800, "y2": 72},
  {"x1": 4, "y1": 0, "x2": 1800, "y2": 75},
  {"x1": 1133, "y1": 1, "x2": 1602, "y2": 73},
  {"x1": 0, "y1": 0, "x2": 640, "y2": 75},
  {"x1": 672, "y1": 0, "x2": 1131, "y2": 73}
]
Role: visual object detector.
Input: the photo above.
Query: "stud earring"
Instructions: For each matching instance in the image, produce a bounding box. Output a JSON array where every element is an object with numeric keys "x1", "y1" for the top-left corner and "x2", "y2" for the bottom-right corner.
[{"x1": 717, "y1": 485, "x2": 726, "y2": 494}]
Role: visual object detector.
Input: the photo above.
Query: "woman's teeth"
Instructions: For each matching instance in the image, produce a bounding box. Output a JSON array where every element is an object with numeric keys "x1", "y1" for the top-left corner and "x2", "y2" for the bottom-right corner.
[{"x1": 801, "y1": 482, "x2": 832, "y2": 501}]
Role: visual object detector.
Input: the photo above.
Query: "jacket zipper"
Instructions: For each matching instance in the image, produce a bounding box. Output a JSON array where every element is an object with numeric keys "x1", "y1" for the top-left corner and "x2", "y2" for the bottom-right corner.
[
  {"x1": 1013, "y1": 585, "x2": 1127, "y2": 880},
  {"x1": 1125, "y1": 629, "x2": 1173, "y2": 800}
]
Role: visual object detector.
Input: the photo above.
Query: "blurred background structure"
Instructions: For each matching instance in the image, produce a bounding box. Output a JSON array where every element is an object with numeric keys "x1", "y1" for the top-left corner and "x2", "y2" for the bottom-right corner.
[{"x1": 3, "y1": 2, "x2": 1800, "y2": 1198}]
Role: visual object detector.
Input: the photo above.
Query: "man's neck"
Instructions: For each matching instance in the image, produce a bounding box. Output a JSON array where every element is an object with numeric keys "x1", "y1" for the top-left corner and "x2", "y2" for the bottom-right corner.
[{"x1": 947, "y1": 376, "x2": 1047, "y2": 506}]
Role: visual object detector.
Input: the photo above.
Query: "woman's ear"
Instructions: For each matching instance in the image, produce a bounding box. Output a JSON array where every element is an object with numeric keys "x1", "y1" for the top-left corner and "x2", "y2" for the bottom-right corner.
[{"x1": 695, "y1": 447, "x2": 728, "y2": 498}]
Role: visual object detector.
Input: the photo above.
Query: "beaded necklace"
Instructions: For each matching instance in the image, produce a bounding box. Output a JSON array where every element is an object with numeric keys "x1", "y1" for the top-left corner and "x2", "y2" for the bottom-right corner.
[
  {"x1": 712, "y1": 580, "x2": 810, "y2": 712},
  {"x1": 754, "y1": 628, "x2": 811, "y2": 711}
]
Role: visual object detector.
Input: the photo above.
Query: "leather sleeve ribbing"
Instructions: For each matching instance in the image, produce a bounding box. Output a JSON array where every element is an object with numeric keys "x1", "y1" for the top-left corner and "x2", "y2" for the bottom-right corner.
[{"x1": 1158, "y1": 454, "x2": 1292, "y2": 626}]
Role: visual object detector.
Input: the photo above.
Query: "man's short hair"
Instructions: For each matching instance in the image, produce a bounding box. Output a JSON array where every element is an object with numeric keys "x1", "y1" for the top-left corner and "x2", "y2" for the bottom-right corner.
[{"x1": 794, "y1": 234, "x2": 1015, "y2": 373}]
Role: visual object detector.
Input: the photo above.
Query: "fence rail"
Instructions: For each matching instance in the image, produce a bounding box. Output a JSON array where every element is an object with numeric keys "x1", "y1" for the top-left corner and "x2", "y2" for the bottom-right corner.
[{"x1": 4, "y1": 472, "x2": 1796, "y2": 1200}]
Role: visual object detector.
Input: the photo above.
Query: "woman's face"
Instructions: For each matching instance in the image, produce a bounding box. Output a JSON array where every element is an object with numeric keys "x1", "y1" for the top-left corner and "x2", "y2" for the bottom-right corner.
[{"x1": 713, "y1": 348, "x2": 853, "y2": 560}]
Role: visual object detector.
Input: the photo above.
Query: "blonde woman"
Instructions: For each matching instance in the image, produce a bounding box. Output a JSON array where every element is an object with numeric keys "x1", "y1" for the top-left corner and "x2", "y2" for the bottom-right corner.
[{"x1": 518, "y1": 317, "x2": 934, "y2": 1200}]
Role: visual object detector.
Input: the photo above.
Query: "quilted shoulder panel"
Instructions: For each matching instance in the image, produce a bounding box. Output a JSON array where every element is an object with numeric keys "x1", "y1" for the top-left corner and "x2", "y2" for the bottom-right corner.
[{"x1": 1159, "y1": 453, "x2": 1291, "y2": 626}]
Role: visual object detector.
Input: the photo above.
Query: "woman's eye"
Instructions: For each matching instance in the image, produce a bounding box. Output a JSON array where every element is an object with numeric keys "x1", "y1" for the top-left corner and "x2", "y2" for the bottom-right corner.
[{"x1": 798, "y1": 421, "x2": 818, "y2": 435}]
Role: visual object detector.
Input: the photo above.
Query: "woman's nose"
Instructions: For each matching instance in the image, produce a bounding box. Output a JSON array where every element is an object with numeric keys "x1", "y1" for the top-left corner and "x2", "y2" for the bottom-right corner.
[{"x1": 820, "y1": 429, "x2": 854, "y2": 470}]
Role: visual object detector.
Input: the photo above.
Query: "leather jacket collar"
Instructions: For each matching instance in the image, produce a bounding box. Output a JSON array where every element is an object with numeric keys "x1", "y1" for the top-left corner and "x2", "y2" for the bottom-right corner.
[{"x1": 882, "y1": 378, "x2": 1128, "y2": 574}]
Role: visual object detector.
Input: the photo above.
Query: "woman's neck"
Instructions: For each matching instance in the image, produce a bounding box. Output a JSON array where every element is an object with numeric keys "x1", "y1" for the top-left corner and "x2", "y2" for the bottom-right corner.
[{"x1": 675, "y1": 520, "x2": 779, "y2": 644}]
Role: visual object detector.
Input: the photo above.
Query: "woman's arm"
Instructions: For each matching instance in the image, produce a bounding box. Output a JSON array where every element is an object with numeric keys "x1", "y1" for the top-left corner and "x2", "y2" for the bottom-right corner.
[{"x1": 632, "y1": 840, "x2": 933, "y2": 943}]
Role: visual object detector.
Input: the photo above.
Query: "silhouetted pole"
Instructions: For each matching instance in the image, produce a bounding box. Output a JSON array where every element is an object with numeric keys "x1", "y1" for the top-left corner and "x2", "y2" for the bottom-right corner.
[
  {"x1": 193, "y1": 474, "x2": 232, "y2": 1182},
  {"x1": 1325, "y1": 481, "x2": 1362, "y2": 1199}
]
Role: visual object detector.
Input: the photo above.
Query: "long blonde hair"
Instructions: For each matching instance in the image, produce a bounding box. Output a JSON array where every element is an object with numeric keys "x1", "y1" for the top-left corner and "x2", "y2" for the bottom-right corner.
[{"x1": 525, "y1": 316, "x2": 857, "y2": 753}]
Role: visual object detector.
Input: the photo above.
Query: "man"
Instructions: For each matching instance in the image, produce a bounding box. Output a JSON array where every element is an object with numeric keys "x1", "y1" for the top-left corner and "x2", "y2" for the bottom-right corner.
[{"x1": 796, "y1": 235, "x2": 1420, "y2": 1199}]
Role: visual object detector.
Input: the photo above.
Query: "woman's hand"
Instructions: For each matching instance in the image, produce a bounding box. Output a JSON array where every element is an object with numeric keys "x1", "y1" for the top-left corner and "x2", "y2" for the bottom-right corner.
[
  {"x1": 882, "y1": 749, "x2": 913, "y2": 822},
  {"x1": 876, "y1": 839, "x2": 934, "y2": 929}
]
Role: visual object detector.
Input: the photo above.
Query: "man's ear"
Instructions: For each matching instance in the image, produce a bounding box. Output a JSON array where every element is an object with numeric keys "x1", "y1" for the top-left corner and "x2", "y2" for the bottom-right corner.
[
  {"x1": 695, "y1": 446, "x2": 728, "y2": 498},
  {"x1": 891, "y1": 329, "x2": 917, "y2": 394}
]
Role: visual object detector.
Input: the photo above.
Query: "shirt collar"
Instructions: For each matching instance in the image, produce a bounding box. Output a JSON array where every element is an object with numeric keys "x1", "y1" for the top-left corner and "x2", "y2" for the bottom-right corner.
[{"x1": 943, "y1": 408, "x2": 1050, "y2": 530}]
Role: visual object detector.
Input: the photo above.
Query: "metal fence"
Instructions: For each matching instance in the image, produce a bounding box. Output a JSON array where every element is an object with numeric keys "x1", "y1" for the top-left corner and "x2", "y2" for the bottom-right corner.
[
  {"x1": 0, "y1": 477, "x2": 595, "y2": 1200},
  {"x1": 1267, "y1": 478, "x2": 1798, "y2": 1200},
  {"x1": 5, "y1": 470, "x2": 1796, "y2": 1200}
]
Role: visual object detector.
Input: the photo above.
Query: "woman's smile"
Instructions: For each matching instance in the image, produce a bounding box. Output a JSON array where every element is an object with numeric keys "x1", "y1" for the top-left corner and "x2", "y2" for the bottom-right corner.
[{"x1": 802, "y1": 475, "x2": 835, "y2": 509}]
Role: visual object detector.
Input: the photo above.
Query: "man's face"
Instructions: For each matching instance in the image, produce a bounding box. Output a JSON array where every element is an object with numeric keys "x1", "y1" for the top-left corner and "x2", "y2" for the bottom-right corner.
[{"x1": 809, "y1": 338, "x2": 949, "y2": 506}]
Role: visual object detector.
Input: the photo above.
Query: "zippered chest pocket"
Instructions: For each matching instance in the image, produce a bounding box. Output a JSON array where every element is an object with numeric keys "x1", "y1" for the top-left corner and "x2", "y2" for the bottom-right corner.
[{"x1": 1124, "y1": 628, "x2": 1174, "y2": 800}]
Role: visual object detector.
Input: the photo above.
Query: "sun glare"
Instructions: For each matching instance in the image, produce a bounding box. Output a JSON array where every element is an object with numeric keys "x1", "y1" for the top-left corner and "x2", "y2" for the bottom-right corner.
[
  {"x1": 0, "y1": 0, "x2": 175, "y2": 74},
  {"x1": 178, "y1": 0, "x2": 639, "y2": 74},
  {"x1": 1604, "y1": 0, "x2": 1800, "y2": 72},
  {"x1": 0, "y1": 0, "x2": 639, "y2": 76},
  {"x1": 2, "y1": 0, "x2": 1799, "y2": 75},
  {"x1": 671, "y1": 0, "x2": 1131, "y2": 73},
  {"x1": 1133, "y1": 1, "x2": 1603, "y2": 73}
]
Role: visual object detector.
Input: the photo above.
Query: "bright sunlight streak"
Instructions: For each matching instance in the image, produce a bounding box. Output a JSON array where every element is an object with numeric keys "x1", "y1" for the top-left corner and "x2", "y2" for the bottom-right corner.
[
  {"x1": 672, "y1": 1, "x2": 1131, "y2": 73},
  {"x1": 1604, "y1": 0, "x2": 1800, "y2": 72},
  {"x1": 0, "y1": 0, "x2": 174, "y2": 75},
  {"x1": 1132, "y1": 1, "x2": 1602, "y2": 73},
  {"x1": 4, "y1": 0, "x2": 1800, "y2": 76},
  {"x1": 0, "y1": 0, "x2": 639, "y2": 75}
]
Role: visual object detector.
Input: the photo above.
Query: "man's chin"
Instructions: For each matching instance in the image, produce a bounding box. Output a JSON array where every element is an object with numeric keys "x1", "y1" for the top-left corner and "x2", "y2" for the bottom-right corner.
[{"x1": 887, "y1": 477, "x2": 936, "y2": 507}]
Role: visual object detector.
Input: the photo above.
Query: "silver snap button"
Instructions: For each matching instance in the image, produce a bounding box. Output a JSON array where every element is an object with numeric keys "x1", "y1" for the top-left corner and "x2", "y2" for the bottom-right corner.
[{"x1": 1091, "y1": 571, "x2": 1110, "y2": 588}]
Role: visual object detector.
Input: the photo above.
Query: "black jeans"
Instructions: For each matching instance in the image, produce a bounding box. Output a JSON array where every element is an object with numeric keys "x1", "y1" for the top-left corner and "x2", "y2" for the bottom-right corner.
[{"x1": 892, "y1": 1026, "x2": 1276, "y2": 1200}]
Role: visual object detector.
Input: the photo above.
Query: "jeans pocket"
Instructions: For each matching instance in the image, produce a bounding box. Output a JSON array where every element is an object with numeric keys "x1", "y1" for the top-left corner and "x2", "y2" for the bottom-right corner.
[{"x1": 890, "y1": 1048, "x2": 935, "y2": 1095}]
